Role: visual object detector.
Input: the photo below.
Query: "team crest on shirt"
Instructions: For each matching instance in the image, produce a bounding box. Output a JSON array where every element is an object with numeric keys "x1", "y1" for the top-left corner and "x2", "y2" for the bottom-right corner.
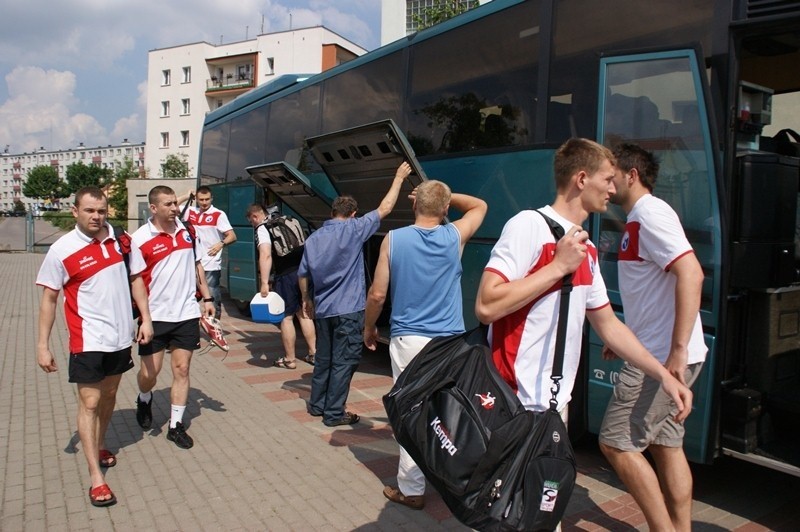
[
  {"x1": 620, "y1": 231, "x2": 630, "y2": 252},
  {"x1": 204, "y1": 214, "x2": 214, "y2": 224},
  {"x1": 183, "y1": 232, "x2": 193, "y2": 244},
  {"x1": 588, "y1": 253, "x2": 596, "y2": 275}
]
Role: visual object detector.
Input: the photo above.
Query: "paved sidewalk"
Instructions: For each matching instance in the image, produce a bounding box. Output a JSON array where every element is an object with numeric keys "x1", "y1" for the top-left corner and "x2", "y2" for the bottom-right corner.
[{"x1": 2, "y1": 252, "x2": 800, "y2": 531}]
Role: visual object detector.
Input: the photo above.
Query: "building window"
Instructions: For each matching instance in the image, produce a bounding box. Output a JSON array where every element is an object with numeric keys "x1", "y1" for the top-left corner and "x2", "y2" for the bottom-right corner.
[
  {"x1": 160, "y1": 132, "x2": 169, "y2": 148},
  {"x1": 267, "y1": 57, "x2": 275, "y2": 75},
  {"x1": 216, "y1": 99, "x2": 223, "y2": 109},
  {"x1": 161, "y1": 101, "x2": 170, "y2": 117},
  {"x1": 181, "y1": 98, "x2": 190, "y2": 115},
  {"x1": 162, "y1": 69, "x2": 171, "y2": 86},
  {"x1": 182, "y1": 66, "x2": 191, "y2": 83},
  {"x1": 181, "y1": 130, "x2": 190, "y2": 147}
]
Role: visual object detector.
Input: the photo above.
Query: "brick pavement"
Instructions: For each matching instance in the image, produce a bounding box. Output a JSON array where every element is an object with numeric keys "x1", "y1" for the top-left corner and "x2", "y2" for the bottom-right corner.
[{"x1": 2, "y1": 252, "x2": 800, "y2": 531}]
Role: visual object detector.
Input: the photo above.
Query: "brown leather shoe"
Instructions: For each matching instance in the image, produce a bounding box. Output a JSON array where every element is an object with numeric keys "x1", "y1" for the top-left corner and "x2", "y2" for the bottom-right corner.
[{"x1": 383, "y1": 485, "x2": 425, "y2": 510}]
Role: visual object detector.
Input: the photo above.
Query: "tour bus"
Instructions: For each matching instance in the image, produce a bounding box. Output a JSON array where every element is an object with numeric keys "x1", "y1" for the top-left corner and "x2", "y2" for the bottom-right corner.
[{"x1": 196, "y1": 0, "x2": 800, "y2": 475}]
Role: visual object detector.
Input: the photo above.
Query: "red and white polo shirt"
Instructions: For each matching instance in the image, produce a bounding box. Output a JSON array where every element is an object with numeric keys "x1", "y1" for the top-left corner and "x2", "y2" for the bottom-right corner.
[
  {"x1": 36, "y1": 223, "x2": 140, "y2": 354},
  {"x1": 184, "y1": 205, "x2": 232, "y2": 272},
  {"x1": 131, "y1": 219, "x2": 200, "y2": 323},
  {"x1": 484, "y1": 206, "x2": 609, "y2": 412}
]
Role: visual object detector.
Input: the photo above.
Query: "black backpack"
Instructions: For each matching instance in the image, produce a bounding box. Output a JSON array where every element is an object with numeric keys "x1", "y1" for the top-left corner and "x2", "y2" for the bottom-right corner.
[{"x1": 383, "y1": 210, "x2": 576, "y2": 531}]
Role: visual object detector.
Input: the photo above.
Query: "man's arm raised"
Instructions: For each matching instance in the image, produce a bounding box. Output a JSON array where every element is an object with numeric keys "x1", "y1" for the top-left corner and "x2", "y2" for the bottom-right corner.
[
  {"x1": 376, "y1": 162, "x2": 412, "y2": 219},
  {"x1": 450, "y1": 194, "x2": 487, "y2": 253}
]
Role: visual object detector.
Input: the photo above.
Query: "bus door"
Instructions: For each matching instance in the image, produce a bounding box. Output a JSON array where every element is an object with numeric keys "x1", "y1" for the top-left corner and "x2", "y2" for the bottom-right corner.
[{"x1": 589, "y1": 49, "x2": 721, "y2": 464}]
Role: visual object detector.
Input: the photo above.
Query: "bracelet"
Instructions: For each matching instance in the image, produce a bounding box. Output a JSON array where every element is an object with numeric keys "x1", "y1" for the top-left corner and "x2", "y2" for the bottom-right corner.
[{"x1": 203, "y1": 297, "x2": 215, "y2": 302}]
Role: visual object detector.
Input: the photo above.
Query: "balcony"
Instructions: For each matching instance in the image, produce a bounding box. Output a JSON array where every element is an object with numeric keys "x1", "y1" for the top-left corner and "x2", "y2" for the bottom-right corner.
[
  {"x1": 13, "y1": 185, "x2": 21, "y2": 192},
  {"x1": 206, "y1": 72, "x2": 254, "y2": 92}
]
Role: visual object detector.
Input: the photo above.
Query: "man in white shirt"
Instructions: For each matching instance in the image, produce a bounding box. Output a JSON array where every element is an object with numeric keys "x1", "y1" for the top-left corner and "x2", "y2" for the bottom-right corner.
[
  {"x1": 132, "y1": 186, "x2": 215, "y2": 450},
  {"x1": 36, "y1": 187, "x2": 153, "y2": 507},
  {"x1": 599, "y1": 143, "x2": 707, "y2": 532},
  {"x1": 183, "y1": 186, "x2": 236, "y2": 319}
]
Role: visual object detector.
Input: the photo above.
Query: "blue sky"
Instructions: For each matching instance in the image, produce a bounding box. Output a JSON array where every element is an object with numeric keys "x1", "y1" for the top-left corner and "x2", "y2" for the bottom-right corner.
[{"x1": 0, "y1": 0, "x2": 381, "y2": 154}]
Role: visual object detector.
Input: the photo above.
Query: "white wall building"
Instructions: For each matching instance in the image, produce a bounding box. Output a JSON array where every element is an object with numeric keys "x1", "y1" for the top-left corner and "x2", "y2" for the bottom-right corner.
[
  {"x1": 381, "y1": 0, "x2": 492, "y2": 46},
  {"x1": 146, "y1": 26, "x2": 366, "y2": 180},
  {"x1": 0, "y1": 141, "x2": 145, "y2": 213}
]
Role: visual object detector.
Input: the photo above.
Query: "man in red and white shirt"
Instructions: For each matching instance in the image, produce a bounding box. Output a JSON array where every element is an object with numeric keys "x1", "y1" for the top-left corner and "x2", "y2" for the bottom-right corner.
[
  {"x1": 599, "y1": 144, "x2": 707, "y2": 532},
  {"x1": 36, "y1": 187, "x2": 153, "y2": 508},
  {"x1": 132, "y1": 185, "x2": 214, "y2": 450},
  {"x1": 182, "y1": 186, "x2": 236, "y2": 319},
  {"x1": 476, "y1": 138, "x2": 693, "y2": 419}
]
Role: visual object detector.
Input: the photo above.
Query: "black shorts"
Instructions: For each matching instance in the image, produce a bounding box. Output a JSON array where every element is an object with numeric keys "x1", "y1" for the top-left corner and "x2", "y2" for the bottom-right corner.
[
  {"x1": 68, "y1": 347, "x2": 134, "y2": 384},
  {"x1": 274, "y1": 270, "x2": 301, "y2": 316},
  {"x1": 138, "y1": 318, "x2": 200, "y2": 356}
]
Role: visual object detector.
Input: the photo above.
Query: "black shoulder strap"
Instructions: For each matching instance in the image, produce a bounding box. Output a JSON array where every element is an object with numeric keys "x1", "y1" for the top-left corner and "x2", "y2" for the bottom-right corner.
[
  {"x1": 535, "y1": 209, "x2": 574, "y2": 411},
  {"x1": 180, "y1": 193, "x2": 194, "y2": 219}
]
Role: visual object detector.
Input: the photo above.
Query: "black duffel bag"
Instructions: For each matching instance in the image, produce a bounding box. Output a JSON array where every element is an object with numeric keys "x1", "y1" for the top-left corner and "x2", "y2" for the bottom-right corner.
[{"x1": 383, "y1": 327, "x2": 576, "y2": 531}]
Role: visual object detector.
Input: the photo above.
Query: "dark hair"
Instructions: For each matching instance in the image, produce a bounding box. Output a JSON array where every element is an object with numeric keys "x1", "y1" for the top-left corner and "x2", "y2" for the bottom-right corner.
[
  {"x1": 74, "y1": 186, "x2": 107, "y2": 207},
  {"x1": 554, "y1": 138, "x2": 615, "y2": 190},
  {"x1": 196, "y1": 185, "x2": 212, "y2": 195},
  {"x1": 613, "y1": 143, "x2": 660, "y2": 192},
  {"x1": 331, "y1": 196, "x2": 358, "y2": 217},
  {"x1": 148, "y1": 185, "x2": 175, "y2": 205}
]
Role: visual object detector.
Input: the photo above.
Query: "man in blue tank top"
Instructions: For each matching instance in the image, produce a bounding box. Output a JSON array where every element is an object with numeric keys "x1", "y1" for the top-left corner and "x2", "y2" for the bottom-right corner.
[{"x1": 364, "y1": 180, "x2": 487, "y2": 510}]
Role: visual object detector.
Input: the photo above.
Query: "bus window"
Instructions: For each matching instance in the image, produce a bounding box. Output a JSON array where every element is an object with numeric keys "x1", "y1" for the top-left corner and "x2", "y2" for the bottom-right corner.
[
  {"x1": 199, "y1": 121, "x2": 230, "y2": 185},
  {"x1": 406, "y1": 1, "x2": 539, "y2": 155},
  {"x1": 322, "y1": 51, "x2": 405, "y2": 133},
  {"x1": 226, "y1": 105, "x2": 268, "y2": 182},
  {"x1": 598, "y1": 52, "x2": 716, "y2": 312},
  {"x1": 265, "y1": 85, "x2": 322, "y2": 172}
]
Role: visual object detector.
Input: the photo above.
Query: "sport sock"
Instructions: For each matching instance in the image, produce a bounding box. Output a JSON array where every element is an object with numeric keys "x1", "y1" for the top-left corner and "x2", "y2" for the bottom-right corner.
[
  {"x1": 138, "y1": 391, "x2": 152, "y2": 403},
  {"x1": 170, "y1": 404, "x2": 186, "y2": 429}
]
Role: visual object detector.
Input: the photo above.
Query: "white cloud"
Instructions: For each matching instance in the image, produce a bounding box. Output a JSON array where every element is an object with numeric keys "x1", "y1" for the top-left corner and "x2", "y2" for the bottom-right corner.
[
  {"x1": 0, "y1": 1, "x2": 380, "y2": 154},
  {"x1": 0, "y1": 66, "x2": 109, "y2": 152}
]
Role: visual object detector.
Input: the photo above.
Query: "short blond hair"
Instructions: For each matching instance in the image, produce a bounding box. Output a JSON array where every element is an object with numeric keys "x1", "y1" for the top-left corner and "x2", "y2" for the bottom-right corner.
[{"x1": 415, "y1": 180, "x2": 451, "y2": 218}]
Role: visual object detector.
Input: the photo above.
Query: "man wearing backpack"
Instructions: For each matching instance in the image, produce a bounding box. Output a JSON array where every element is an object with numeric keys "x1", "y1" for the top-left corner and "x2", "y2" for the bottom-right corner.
[
  {"x1": 182, "y1": 186, "x2": 236, "y2": 320},
  {"x1": 36, "y1": 187, "x2": 153, "y2": 507},
  {"x1": 246, "y1": 203, "x2": 316, "y2": 369},
  {"x1": 364, "y1": 181, "x2": 487, "y2": 510},
  {"x1": 299, "y1": 161, "x2": 413, "y2": 427}
]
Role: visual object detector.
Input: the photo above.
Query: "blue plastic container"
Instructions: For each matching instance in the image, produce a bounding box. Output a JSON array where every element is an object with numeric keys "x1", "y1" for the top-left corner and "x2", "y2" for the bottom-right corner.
[{"x1": 250, "y1": 292, "x2": 285, "y2": 323}]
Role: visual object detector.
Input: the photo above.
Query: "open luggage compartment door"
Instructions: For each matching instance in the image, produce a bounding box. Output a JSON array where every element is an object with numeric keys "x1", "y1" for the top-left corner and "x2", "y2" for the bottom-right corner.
[
  {"x1": 305, "y1": 119, "x2": 431, "y2": 232},
  {"x1": 246, "y1": 161, "x2": 333, "y2": 229}
]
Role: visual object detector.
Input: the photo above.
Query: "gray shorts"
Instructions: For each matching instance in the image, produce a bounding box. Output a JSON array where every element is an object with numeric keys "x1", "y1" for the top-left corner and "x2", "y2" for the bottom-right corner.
[{"x1": 598, "y1": 362, "x2": 703, "y2": 451}]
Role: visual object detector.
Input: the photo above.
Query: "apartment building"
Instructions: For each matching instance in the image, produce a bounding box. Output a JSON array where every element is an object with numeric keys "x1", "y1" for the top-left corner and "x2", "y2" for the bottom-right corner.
[
  {"x1": 146, "y1": 26, "x2": 366, "y2": 180},
  {"x1": 380, "y1": 0, "x2": 491, "y2": 46},
  {"x1": 0, "y1": 141, "x2": 145, "y2": 213}
]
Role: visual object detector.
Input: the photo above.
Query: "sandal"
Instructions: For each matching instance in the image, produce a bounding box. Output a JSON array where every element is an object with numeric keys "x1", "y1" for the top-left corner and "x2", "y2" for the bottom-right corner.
[
  {"x1": 303, "y1": 354, "x2": 315, "y2": 365},
  {"x1": 99, "y1": 449, "x2": 116, "y2": 468},
  {"x1": 89, "y1": 483, "x2": 117, "y2": 507},
  {"x1": 273, "y1": 357, "x2": 297, "y2": 369}
]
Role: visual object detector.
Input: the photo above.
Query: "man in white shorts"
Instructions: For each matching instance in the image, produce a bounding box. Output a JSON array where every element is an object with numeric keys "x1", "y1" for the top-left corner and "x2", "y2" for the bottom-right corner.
[
  {"x1": 598, "y1": 143, "x2": 707, "y2": 532},
  {"x1": 36, "y1": 187, "x2": 153, "y2": 507},
  {"x1": 364, "y1": 181, "x2": 486, "y2": 510},
  {"x1": 132, "y1": 185, "x2": 215, "y2": 449}
]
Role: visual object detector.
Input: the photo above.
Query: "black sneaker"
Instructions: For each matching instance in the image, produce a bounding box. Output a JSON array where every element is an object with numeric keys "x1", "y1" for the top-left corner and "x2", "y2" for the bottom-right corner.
[
  {"x1": 136, "y1": 396, "x2": 152, "y2": 430},
  {"x1": 167, "y1": 422, "x2": 194, "y2": 449}
]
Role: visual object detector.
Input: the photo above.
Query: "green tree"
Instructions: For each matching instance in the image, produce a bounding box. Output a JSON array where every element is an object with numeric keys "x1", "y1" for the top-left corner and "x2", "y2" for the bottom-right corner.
[
  {"x1": 23, "y1": 165, "x2": 66, "y2": 203},
  {"x1": 108, "y1": 157, "x2": 140, "y2": 222},
  {"x1": 13, "y1": 199, "x2": 26, "y2": 214},
  {"x1": 161, "y1": 153, "x2": 191, "y2": 178},
  {"x1": 412, "y1": 0, "x2": 479, "y2": 31},
  {"x1": 65, "y1": 161, "x2": 112, "y2": 195}
]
